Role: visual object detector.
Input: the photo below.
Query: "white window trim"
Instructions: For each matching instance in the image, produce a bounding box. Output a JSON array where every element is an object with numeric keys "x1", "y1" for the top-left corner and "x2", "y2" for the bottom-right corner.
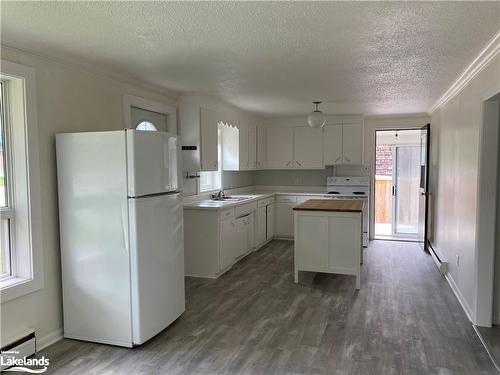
[
  {"x1": 0, "y1": 60, "x2": 44, "y2": 302},
  {"x1": 123, "y1": 94, "x2": 176, "y2": 133}
]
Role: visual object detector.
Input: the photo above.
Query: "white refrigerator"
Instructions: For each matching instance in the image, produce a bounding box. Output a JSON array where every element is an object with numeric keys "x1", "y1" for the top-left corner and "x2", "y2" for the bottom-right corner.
[{"x1": 56, "y1": 129, "x2": 185, "y2": 347}]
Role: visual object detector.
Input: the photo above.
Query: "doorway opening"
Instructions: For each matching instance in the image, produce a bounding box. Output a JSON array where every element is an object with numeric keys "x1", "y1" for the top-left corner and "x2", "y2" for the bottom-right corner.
[{"x1": 374, "y1": 129, "x2": 423, "y2": 241}]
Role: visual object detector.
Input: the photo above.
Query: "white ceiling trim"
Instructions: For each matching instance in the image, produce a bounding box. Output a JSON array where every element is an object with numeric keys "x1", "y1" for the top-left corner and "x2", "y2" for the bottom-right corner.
[
  {"x1": 1, "y1": 43, "x2": 180, "y2": 102},
  {"x1": 430, "y1": 29, "x2": 500, "y2": 114}
]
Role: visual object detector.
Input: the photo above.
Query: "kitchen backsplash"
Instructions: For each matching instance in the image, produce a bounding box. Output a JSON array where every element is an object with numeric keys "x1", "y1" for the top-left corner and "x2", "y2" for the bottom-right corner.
[
  {"x1": 182, "y1": 165, "x2": 370, "y2": 196},
  {"x1": 254, "y1": 167, "x2": 334, "y2": 186}
]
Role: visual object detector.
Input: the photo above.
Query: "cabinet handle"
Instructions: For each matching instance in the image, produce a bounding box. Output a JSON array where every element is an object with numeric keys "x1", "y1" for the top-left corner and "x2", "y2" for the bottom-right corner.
[
  {"x1": 296, "y1": 161, "x2": 302, "y2": 166},
  {"x1": 334, "y1": 157, "x2": 341, "y2": 163},
  {"x1": 344, "y1": 157, "x2": 350, "y2": 163},
  {"x1": 286, "y1": 161, "x2": 291, "y2": 166},
  {"x1": 214, "y1": 162, "x2": 217, "y2": 167}
]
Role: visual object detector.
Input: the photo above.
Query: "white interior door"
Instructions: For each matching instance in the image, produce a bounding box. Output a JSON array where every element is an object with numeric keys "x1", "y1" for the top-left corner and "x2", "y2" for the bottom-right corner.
[{"x1": 128, "y1": 193, "x2": 185, "y2": 344}]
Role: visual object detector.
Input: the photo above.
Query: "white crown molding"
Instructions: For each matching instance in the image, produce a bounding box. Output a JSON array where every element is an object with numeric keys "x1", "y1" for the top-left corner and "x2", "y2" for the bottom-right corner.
[
  {"x1": 364, "y1": 112, "x2": 429, "y2": 120},
  {"x1": 430, "y1": 30, "x2": 500, "y2": 113},
  {"x1": 0, "y1": 43, "x2": 180, "y2": 102}
]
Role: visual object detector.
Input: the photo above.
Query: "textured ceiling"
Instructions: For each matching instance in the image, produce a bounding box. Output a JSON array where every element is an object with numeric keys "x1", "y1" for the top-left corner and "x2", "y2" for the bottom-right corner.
[{"x1": 2, "y1": 2, "x2": 499, "y2": 116}]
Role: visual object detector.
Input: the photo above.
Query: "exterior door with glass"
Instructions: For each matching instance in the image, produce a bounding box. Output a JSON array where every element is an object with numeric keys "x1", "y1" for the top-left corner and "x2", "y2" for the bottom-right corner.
[{"x1": 391, "y1": 145, "x2": 421, "y2": 238}]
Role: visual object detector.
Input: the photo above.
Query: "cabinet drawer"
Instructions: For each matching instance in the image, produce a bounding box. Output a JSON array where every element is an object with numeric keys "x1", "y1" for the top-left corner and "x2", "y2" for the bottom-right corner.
[
  {"x1": 258, "y1": 196, "x2": 275, "y2": 207},
  {"x1": 235, "y1": 202, "x2": 257, "y2": 217},
  {"x1": 265, "y1": 197, "x2": 275, "y2": 205},
  {"x1": 276, "y1": 195, "x2": 297, "y2": 203},
  {"x1": 220, "y1": 208, "x2": 235, "y2": 221}
]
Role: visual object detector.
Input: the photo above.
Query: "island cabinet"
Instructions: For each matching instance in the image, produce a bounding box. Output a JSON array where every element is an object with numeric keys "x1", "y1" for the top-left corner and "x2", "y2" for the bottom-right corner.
[{"x1": 293, "y1": 200, "x2": 363, "y2": 289}]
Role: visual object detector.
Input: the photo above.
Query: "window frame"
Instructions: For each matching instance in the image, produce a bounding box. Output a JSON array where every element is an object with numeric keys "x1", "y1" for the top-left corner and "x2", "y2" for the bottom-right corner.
[
  {"x1": 0, "y1": 80, "x2": 15, "y2": 280},
  {"x1": 0, "y1": 60, "x2": 44, "y2": 303},
  {"x1": 199, "y1": 123, "x2": 223, "y2": 193}
]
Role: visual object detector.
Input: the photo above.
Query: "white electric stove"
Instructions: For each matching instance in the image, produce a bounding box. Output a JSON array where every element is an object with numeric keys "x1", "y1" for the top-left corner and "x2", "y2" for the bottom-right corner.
[{"x1": 324, "y1": 176, "x2": 370, "y2": 247}]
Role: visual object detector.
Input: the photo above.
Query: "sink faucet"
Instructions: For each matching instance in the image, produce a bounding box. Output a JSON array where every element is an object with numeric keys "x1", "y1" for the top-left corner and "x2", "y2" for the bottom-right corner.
[{"x1": 211, "y1": 190, "x2": 225, "y2": 199}]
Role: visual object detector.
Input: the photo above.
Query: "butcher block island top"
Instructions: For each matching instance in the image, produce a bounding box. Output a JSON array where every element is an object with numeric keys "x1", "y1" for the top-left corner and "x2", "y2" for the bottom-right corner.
[{"x1": 293, "y1": 199, "x2": 364, "y2": 212}]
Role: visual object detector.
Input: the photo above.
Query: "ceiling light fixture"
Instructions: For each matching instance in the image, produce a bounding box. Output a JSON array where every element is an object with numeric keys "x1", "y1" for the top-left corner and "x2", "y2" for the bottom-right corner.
[{"x1": 307, "y1": 101, "x2": 326, "y2": 128}]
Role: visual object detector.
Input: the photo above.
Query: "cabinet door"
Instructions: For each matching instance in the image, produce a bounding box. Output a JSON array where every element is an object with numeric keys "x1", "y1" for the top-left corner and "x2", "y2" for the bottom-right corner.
[
  {"x1": 323, "y1": 125, "x2": 343, "y2": 165},
  {"x1": 239, "y1": 122, "x2": 249, "y2": 170},
  {"x1": 220, "y1": 219, "x2": 236, "y2": 271},
  {"x1": 293, "y1": 127, "x2": 324, "y2": 168},
  {"x1": 275, "y1": 202, "x2": 295, "y2": 237},
  {"x1": 342, "y1": 123, "x2": 364, "y2": 165},
  {"x1": 266, "y1": 204, "x2": 275, "y2": 240},
  {"x1": 248, "y1": 123, "x2": 257, "y2": 170},
  {"x1": 257, "y1": 126, "x2": 266, "y2": 169},
  {"x1": 233, "y1": 216, "x2": 248, "y2": 259},
  {"x1": 266, "y1": 127, "x2": 294, "y2": 169},
  {"x1": 246, "y1": 212, "x2": 255, "y2": 251},
  {"x1": 221, "y1": 124, "x2": 239, "y2": 171},
  {"x1": 200, "y1": 108, "x2": 219, "y2": 171},
  {"x1": 295, "y1": 214, "x2": 328, "y2": 268},
  {"x1": 257, "y1": 206, "x2": 267, "y2": 246}
]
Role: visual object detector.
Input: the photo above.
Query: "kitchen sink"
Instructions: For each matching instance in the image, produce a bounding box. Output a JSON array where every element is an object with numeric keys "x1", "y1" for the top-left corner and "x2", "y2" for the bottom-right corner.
[{"x1": 210, "y1": 196, "x2": 250, "y2": 202}]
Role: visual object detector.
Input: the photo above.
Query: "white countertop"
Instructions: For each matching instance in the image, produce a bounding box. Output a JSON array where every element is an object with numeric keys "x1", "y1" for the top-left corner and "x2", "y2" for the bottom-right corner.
[{"x1": 183, "y1": 190, "x2": 329, "y2": 210}]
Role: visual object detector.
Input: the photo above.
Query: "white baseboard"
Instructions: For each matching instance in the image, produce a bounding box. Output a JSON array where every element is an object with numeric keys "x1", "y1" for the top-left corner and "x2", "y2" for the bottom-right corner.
[
  {"x1": 445, "y1": 272, "x2": 474, "y2": 323},
  {"x1": 473, "y1": 325, "x2": 500, "y2": 372},
  {"x1": 37, "y1": 328, "x2": 63, "y2": 351}
]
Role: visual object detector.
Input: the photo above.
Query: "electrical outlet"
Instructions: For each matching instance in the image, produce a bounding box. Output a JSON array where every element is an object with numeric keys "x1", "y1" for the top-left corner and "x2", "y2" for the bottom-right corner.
[{"x1": 455, "y1": 254, "x2": 460, "y2": 267}]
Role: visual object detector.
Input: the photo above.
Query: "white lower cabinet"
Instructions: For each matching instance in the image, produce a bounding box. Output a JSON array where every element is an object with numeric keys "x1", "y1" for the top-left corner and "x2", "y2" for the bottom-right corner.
[
  {"x1": 233, "y1": 215, "x2": 247, "y2": 260},
  {"x1": 294, "y1": 211, "x2": 362, "y2": 289},
  {"x1": 266, "y1": 203, "x2": 274, "y2": 240},
  {"x1": 275, "y1": 202, "x2": 295, "y2": 238},
  {"x1": 256, "y1": 206, "x2": 267, "y2": 247},
  {"x1": 220, "y1": 218, "x2": 236, "y2": 271}
]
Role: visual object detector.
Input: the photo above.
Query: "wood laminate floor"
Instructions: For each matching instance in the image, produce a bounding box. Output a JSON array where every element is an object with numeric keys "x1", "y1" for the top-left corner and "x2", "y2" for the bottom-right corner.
[
  {"x1": 476, "y1": 326, "x2": 500, "y2": 372},
  {"x1": 37, "y1": 240, "x2": 496, "y2": 374}
]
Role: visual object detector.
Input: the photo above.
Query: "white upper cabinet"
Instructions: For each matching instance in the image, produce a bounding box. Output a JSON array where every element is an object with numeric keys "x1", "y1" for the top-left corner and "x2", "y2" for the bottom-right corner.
[
  {"x1": 248, "y1": 123, "x2": 257, "y2": 169},
  {"x1": 323, "y1": 124, "x2": 343, "y2": 165},
  {"x1": 324, "y1": 121, "x2": 364, "y2": 166},
  {"x1": 221, "y1": 124, "x2": 239, "y2": 170},
  {"x1": 199, "y1": 107, "x2": 219, "y2": 171},
  {"x1": 293, "y1": 127, "x2": 324, "y2": 169},
  {"x1": 266, "y1": 127, "x2": 294, "y2": 169},
  {"x1": 342, "y1": 123, "x2": 364, "y2": 165},
  {"x1": 239, "y1": 122, "x2": 249, "y2": 169},
  {"x1": 221, "y1": 121, "x2": 258, "y2": 171},
  {"x1": 256, "y1": 126, "x2": 266, "y2": 169}
]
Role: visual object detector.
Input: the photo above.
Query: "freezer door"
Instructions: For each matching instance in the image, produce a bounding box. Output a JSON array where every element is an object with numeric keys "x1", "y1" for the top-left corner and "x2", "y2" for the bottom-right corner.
[
  {"x1": 128, "y1": 193, "x2": 185, "y2": 345},
  {"x1": 126, "y1": 130, "x2": 179, "y2": 197}
]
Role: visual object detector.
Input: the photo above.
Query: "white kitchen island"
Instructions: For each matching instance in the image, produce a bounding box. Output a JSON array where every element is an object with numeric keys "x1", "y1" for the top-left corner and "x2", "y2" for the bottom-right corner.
[{"x1": 294, "y1": 199, "x2": 364, "y2": 289}]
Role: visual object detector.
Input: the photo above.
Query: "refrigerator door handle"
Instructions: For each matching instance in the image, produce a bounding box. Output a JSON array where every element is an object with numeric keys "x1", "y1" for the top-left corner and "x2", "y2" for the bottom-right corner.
[{"x1": 121, "y1": 202, "x2": 129, "y2": 254}]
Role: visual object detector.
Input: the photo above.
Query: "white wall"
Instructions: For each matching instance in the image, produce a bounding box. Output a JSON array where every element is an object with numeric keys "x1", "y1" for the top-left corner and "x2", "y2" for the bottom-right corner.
[
  {"x1": 0, "y1": 47, "x2": 177, "y2": 348},
  {"x1": 430, "y1": 52, "x2": 500, "y2": 323}
]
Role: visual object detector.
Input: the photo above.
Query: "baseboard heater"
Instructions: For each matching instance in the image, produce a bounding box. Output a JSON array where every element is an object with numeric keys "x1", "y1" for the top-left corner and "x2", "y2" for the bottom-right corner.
[
  {"x1": 0, "y1": 330, "x2": 36, "y2": 371},
  {"x1": 428, "y1": 242, "x2": 448, "y2": 275}
]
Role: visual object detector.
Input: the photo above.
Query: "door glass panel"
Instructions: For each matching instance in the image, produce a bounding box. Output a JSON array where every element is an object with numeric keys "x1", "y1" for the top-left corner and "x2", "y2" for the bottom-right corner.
[{"x1": 395, "y1": 146, "x2": 420, "y2": 235}]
